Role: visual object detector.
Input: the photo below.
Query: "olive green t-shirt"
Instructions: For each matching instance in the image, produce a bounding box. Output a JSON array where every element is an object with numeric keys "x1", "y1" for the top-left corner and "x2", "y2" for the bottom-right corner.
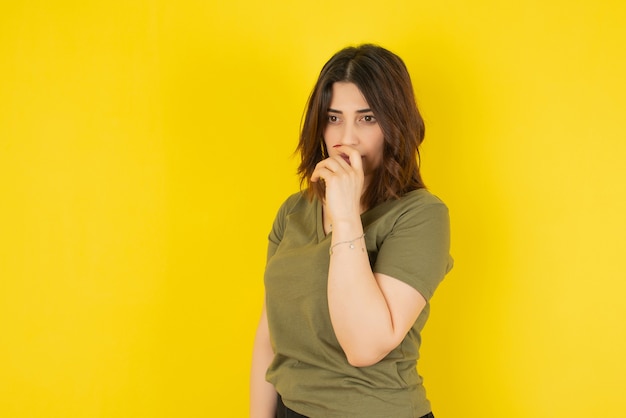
[{"x1": 264, "y1": 189, "x2": 453, "y2": 418}]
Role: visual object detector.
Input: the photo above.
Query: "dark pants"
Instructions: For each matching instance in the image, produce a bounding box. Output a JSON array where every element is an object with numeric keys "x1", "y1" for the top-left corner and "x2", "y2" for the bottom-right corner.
[{"x1": 276, "y1": 394, "x2": 435, "y2": 418}]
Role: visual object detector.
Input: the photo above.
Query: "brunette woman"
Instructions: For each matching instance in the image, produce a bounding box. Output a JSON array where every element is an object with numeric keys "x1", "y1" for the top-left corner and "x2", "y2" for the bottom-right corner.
[{"x1": 251, "y1": 44, "x2": 453, "y2": 418}]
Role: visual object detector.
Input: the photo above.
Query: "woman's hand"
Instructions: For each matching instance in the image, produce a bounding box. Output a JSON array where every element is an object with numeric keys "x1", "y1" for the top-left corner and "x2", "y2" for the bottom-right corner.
[{"x1": 310, "y1": 145, "x2": 364, "y2": 222}]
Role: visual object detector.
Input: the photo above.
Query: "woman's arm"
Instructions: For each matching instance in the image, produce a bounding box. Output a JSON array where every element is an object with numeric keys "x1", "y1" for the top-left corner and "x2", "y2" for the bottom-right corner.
[
  {"x1": 250, "y1": 303, "x2": 277, "y2": 418},
  {"x1": 327, "y1": 218, "x2": 426, "y2": 367},
  {"x1": 312, "y1": 145, "x2": 428, "y2": 367}
]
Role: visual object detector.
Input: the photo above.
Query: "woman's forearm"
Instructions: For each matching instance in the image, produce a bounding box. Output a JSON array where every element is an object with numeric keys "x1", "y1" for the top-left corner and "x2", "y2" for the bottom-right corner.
[
  {"x1": 327, "y1": 219, "x2": 398, "y2": 367},
  {"x1": 250, "y1": 305, "x2": 277, "y2": 418}
]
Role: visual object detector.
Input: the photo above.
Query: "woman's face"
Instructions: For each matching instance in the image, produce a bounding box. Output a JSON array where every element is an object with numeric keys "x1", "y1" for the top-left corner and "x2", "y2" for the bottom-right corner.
[{"x1": 323, "y1": 82, "x2": 385, "y2": 184}]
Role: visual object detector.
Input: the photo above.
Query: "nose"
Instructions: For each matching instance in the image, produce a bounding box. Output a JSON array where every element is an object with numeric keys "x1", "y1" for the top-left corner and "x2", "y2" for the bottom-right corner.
[{"x1": 340, "y1": 121, "x2": 359, "y2": 146}]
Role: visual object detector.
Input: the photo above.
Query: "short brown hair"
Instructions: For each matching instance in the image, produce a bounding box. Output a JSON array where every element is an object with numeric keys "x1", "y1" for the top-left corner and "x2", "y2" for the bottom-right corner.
[{"x1": 297, "y1": 44, "x2": 426, "y2": 210}]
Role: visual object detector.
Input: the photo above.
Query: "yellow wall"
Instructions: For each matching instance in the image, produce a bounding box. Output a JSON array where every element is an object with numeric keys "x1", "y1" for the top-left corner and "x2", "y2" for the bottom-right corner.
[{"x1": 1, "y1": 1, "x2": 625, "y2": 417}]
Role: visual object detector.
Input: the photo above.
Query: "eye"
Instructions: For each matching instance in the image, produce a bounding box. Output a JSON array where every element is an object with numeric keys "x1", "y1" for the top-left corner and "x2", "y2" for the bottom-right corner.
[
  {"x1": 327, "y1": 114, "x2": 340, "y2": 123},
  {"x1": 362, "y1": 115, "x2": 377, "y2": 123}
]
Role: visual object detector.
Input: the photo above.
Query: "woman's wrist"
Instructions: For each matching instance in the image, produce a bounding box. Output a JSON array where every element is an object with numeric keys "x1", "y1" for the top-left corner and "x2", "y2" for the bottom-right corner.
[
  {"x1": 329, "y1": 233, "x2": 365, "y2": 255},
  {"x1": 329, "y1": 217, "x2": 363, "y2": 240}
]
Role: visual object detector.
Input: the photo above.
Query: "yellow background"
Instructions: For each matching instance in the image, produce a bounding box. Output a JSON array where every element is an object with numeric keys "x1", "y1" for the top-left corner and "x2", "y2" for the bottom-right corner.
[{"x1": 1, "y1": 1, "x2": 625, "y2": 417}]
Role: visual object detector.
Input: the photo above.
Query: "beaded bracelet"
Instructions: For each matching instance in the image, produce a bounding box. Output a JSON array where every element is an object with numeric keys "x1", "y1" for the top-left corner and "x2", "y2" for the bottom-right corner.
[{"x1": 329, "y1": 233, "x2": 366, "y2": 255}]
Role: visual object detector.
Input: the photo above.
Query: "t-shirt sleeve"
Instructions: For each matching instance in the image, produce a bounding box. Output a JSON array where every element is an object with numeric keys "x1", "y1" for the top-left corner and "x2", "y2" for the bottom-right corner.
[
  {"x1": 266, "y1": 193, "x2": 300, "y2": 263},
  {"x1": 373, "y1": 201, "x2": 453, "y2": 301}
]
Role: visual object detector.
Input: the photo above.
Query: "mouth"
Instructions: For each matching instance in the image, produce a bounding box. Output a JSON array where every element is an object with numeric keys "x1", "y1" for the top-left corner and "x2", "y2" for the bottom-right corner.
[{"x1": 338, "y1": 153, "x2": 366, "y2": 166}]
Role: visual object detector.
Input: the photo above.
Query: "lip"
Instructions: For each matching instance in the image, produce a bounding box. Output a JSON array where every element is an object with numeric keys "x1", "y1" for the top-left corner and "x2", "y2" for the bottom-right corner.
[{"x1": 339, "y1": 153, "x2": 351, "y2": 165}]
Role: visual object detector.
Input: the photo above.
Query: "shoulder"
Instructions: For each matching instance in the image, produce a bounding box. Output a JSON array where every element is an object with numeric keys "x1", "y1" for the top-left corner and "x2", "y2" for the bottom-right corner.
[
  {"x1": 268, "y1": 191, "x2": 317, "y2": 245},
  {"x1": 276, "y1": 190, "x2": 312, "y2": 215},
  {"x1": 271, "y1": 191, "x2": 317, "y2": 228},
  {"x1": 397, "y1": 188, "x2": 448, "y2": 210},
  {"x1": 363, "y1": 188, "x2": 451, "y2": 248},
  {"x1": 393, "y1": 189, "x2": 450, "y2": 232},
  {"x1": 371, "y1": 189, "x2": 453, "y2": 299},
  {"x1": 373, "y1": 188, "x2": 449, "y2": 224}
]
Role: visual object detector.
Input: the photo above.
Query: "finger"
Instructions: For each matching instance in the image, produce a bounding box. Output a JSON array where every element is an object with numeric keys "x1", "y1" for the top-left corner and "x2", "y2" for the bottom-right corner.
[
  {"x1": 311, "y1": 153, "x2": 356, "y2": 183},
  {"x1": 348, "y1": 148, "x2": 364, "y2": 173},
  {"x1": 311, "y1": 164, "x2": 335, "y2": 183},
  {"x1": 324, "y1": 156, "x2": 349, "y2": 173},
  {"x1": 334, "y1": 145, "x2": 363, "y2": 173},
  {"x1": 314, "y1": 157, "x2": 345, "y2": 177}
]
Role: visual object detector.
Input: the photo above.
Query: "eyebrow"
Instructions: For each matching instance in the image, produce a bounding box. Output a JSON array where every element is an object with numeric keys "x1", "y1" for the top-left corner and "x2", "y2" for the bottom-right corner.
[{"x1": 327, "y1": 108, "x2": 373, "y2": 114}]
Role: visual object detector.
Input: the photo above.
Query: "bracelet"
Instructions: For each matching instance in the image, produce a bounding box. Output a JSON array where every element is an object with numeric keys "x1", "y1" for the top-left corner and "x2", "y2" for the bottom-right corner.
[{"x1": 329, "y1": 233, "x2": 365, "y2": 255}]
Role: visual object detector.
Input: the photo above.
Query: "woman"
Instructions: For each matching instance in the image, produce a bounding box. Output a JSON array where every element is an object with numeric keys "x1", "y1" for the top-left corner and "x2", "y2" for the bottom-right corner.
[{"x1": 250, "y1": 44, "x2": 453, "y2": 418}]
